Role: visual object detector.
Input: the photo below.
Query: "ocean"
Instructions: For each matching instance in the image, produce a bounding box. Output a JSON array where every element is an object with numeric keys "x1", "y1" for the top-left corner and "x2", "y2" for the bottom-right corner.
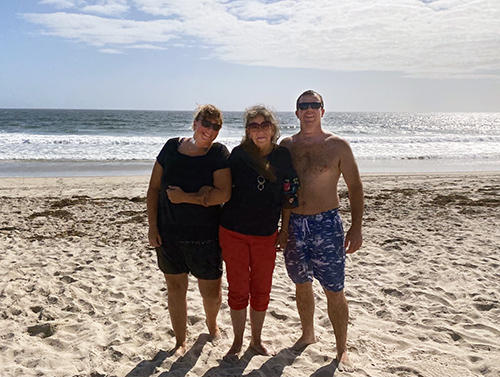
[{"x1": 1, "y1": 109, "x2": 499, "y2": 177}]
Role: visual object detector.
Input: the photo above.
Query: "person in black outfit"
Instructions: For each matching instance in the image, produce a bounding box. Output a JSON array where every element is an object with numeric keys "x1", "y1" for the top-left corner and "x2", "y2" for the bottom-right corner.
[
  {"x1": 219, "y1": 104, "x2": 299, "y2": 358},
  {"x1": 147, "y1": 104, "x2": 231, "y2": 356}
]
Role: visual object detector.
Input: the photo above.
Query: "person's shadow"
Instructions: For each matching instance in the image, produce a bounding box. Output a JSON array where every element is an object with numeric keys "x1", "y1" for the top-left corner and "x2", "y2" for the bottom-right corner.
[
  {"x1": 202, "y1": 347, "x2": 304, "y2": 377},
  {"x1": 244, "y1": 348, "x2": 304, "y2": 376},
  {"x1": 201, "y1": 349, "x2": 255, "y2": 377},
  {"x1": 125, "y1": 334, "x2": 210, "y2": 377},
  {"x1": 124, "y1": 350, "x2": 170, "y2": 377},
  {"x1": 125, "y1": 340, "x2": 313, "y2": 377},
  {"x1": 309, "y1": 359, "x2": 339, "y2": 377}
]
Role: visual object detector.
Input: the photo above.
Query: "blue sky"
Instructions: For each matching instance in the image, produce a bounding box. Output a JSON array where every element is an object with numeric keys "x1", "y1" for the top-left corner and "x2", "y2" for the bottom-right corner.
[{"x1": 1, "y1": 0, "x2": 499, "y2": 112}]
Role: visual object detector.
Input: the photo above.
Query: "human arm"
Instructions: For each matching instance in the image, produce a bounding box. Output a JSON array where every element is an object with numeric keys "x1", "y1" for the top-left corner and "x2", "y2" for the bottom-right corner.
[
  {"x1": 146, "y1": 161, "x2": 163, "y2": 247},
  {"x1": 167, "y1": 167, "x2": 231, "y2": 206},
  {"x1": 275, "y1": 147, "x2": 299, "y2": 250},
  {"x1": 166, "y1": 185, "x2": 212, "y2": 206},
  {"x1": 339, "y1": 142, "x2": 364, "y2": 254},
  {"x1": 275, "y1": 208, "x2": 291, "y2": 250},
  {"x1": 204, "y1": 167, "x2": 232, "y2": 206}
]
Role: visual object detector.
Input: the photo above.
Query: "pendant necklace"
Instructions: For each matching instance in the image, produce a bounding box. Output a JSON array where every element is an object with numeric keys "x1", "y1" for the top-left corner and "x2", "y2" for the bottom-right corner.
[
  {"x1": 189, "y1": 137, "x2": 208, "y2": 154},
  {"x1": 257, "y1": 175, "x2": 265, "y2": 191}
]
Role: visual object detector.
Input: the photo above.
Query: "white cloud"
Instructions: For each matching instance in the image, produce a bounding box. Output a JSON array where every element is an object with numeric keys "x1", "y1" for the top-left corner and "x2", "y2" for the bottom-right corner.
[
  {"x1": 100, "y1": 48, "x2": 123, "y2": 53},
  {"x1": 24, "y1": 12, "x2": 181, "y2": 46},
  {"x1": 131, "y1": 0, "x2": 179, "y2": 17},
  {"x1": 41, "y1": 0, "x2": 130, "y2": 16},
  {"x1": 126, "y1": 43, "x2": 168, "y2": 50},
  {"x1": 81, "y1": 0, "x2": 130, "y2": 16},
  {"x1": 26, "y1": 0, "x2": 500, "y2": 78},
  {"x1": 39, "y1": 0, "x2": 77, "y2": 9}
]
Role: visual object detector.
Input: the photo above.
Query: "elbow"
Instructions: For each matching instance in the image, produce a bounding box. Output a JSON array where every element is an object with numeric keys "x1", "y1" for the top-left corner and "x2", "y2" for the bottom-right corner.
[
  {"x1": 349, "y1": 181, "x2": 364, "y2": 196},
  {"x1": 221, "y1": 189, "x2": 231, "y2": 203},
  {"x1": 205, "y1": 187, "x2": 231, "y2": 205},
  {"x1": 218, "y1": 185, "x2": 231, "y2": 203}
]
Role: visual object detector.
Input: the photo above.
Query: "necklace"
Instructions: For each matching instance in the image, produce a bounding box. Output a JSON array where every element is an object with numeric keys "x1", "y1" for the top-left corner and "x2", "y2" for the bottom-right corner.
[
  {"x1": 257, "y1": 175, "x2": 265, "y2": 191},
  {"x1": 187, "y1": 137, "x2": 209, "y2": 155}
]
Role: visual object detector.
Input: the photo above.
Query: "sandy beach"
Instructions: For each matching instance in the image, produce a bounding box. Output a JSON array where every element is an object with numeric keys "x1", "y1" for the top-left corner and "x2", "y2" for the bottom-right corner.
[{"x1": 0, "y1": 172, "x2": 499, "y2": 377}]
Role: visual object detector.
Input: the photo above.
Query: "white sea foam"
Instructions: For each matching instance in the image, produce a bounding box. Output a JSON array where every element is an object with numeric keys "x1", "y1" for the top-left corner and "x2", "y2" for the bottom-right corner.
[
  {"x1": 1, "y1": 110, "x2": 499, "y2": 175},
  {"x1": 2, "y1": 132, "x2": 499, "y2": 162}
]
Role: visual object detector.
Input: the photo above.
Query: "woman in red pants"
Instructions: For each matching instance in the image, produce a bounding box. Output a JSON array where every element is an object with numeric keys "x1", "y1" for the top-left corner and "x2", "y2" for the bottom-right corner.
[{"x1": 219, "y1": 104, "x2": 299, "y2": 357}]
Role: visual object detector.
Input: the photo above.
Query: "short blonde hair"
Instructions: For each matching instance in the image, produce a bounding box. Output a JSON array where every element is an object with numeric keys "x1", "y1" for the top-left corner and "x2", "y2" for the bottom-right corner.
[{"x1": 193, "y1": 104, "x2": 223, "y2": 125}]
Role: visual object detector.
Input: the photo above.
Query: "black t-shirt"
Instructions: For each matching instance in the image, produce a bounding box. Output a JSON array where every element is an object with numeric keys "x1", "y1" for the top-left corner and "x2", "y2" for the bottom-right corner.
[
  {"x1": 156, "y1": 137, "x2": 230, "y2": 242},
  {"x1": 220, "y1": 145, "x2": 299, "y2": 236}
]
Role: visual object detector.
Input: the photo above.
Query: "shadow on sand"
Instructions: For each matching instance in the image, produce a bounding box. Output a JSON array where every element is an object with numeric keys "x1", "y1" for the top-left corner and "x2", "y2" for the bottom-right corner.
[
  {"x1": 125, "y1": 334, "x2": 210, "y2": 377},
  {"x1": 309, "y1": 359, "x2": 339, "y2": 377},
  {"x1": 126, "y1": 338, "x2": 310, "y2": 377},
  {"x1": 202, "y1": 347, "x2": 304, "y2": 377}
]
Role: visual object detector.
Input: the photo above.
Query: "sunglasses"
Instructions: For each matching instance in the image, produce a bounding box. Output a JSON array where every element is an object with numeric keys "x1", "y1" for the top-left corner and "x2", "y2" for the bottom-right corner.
[
  {"x1": 297, "y1": 102, "x2": 323, "y2": 110},
  {"x1": 200, "y1": 119, "x2": 222, "y2": 131},
  {"x1": 247, "y1": 120, "x2": 273, "y2": 131}
]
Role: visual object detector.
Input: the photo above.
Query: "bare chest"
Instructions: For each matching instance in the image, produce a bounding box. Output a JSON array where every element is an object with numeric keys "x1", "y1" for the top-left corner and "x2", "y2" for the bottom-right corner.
[{"x1": 292, "y1": 145, "x2": 339, "y2": 178}]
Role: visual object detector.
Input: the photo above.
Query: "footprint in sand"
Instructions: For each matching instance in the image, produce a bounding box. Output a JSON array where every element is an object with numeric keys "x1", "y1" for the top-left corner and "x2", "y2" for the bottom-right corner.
[
  {"x1": 270, "y1": 310, "x2": 287, "y2": 320},
  {"x1": 27, "y1": 323, "x2": 56, "y2": 338},
  {"x1": 187, "y1": 315, "x2": 203, "y2": 325}
]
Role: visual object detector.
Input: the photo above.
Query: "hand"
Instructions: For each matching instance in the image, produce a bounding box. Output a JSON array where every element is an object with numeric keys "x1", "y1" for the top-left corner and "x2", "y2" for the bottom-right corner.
[
  {"x1": 148, "y1": 227, "x2": 162, "y2": 247},
  {"x1": 166, "y1": 185, "x2": 185, "y2": 204},
  {"x1": 344, "y1": 227, "x2": 362, "y2": 254},
  {"x1": 275, "y1": 229, "x2": 288, "y2": 251}
]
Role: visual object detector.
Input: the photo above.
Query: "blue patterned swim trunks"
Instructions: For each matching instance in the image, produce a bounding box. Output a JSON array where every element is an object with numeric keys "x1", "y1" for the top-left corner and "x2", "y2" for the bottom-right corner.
[{"x1": 284, "y1": 208, "x2": 345, "y2": 292}]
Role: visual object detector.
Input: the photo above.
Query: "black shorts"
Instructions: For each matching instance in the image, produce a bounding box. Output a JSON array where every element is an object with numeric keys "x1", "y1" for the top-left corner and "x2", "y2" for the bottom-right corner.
[{"x1": 155, "y1": 238, "x2": 223, "y2": 280}]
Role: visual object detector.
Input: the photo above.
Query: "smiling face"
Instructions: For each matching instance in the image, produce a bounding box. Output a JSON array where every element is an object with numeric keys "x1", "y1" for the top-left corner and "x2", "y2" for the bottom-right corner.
[
  {"x1": 246, "y1": 114, "x2": 274, "y2": 152},
  {"x1": 193, "y1": 117, "x2": 220, "y2": 148},
  {"x1": 295, "y1": 93, "x2": 325, "y2": 128}
]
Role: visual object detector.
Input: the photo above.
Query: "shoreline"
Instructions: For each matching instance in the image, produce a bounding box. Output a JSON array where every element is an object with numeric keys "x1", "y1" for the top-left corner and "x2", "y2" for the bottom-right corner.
[
  {"x1": 1, "y1": 158, "x2": 500, "y2": 178},
  {"x1": 1, "y1": 172, "x2": 499, "y2": 376}
]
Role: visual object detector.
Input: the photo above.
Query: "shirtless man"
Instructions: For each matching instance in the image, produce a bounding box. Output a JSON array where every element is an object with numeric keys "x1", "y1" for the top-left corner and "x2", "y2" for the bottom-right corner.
[{"x1": 280, "y1": 90, "x2": 363, "y2": 372}]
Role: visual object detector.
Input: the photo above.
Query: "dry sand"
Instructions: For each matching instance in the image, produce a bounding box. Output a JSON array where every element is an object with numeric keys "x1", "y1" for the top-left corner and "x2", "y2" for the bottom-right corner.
[{"x1": 0, "y1": 173, "x2": 499, "y2": 377}]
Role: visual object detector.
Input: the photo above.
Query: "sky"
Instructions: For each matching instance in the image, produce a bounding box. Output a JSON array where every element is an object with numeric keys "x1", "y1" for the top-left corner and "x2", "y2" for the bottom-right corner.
[{"x1": 1, "y1": 0, "x2": 499, "y2": 112}]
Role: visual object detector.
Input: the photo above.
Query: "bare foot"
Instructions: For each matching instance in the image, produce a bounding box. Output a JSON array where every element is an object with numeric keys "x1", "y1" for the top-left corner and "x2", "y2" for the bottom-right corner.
[
  {"x1": 249, "y1": 342, "x2": 275, "y2": 356},
  {"x1": 291, "y1": 335, "x2": 316, "y2": 351},
  {"x1": 170, "y1": 342, "x2": 187, "y2": 357},
  {"x1": 336, "y1": 351, "x2": 354, "y2": 373},
  {"x1": 222, "y1": 342, "x2": 242, "y2": 363},
  {"x1": 207, "y1": 321, "x2": 221, "y2": 341},
  {"x1": 210, "y1": 326, "x2": 221, "y2": 343},
  {"x1": 225, "y1": 342, "x2": 242, "y2": 356}
]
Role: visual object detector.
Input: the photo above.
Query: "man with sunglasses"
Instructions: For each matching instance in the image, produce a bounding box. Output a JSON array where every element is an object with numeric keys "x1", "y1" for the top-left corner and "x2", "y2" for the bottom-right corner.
[{"x1": 280, "y1": 90, "x2": 364, "y2": 372}]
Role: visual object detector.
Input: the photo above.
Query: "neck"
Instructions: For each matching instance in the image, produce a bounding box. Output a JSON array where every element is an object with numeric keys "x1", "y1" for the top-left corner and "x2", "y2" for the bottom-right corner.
[
  {"x1": 300, "y1": 123, "x2": 323, "y2": 138},
  {"x1": 258, "y1": 143, "x2": 273, "y2": 156},
  {"x1": 190, "y1": 137, "x2": 211, "y2": 153}
]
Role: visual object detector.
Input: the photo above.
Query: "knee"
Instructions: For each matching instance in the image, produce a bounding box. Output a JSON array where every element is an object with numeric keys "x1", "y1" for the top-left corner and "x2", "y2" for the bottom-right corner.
[
  {"x1": 324, "y1": 289, "x2": 346, "y2": 304},
  {"x1": 204, "y1": 287, "x2": 222, "y2": 301},
  {"x1": 165, "y1": 275, "x2": 188, "y2": 295},
  {"x1": 250, "y1": 295, "x2": 270, "y2": 312},
  {"x1": 228, "y1": 292, "x2": 249, "y2": 311},
  {"x1": 296, "y1": 281, "x2": 313, "y2": 295},
  {"x1": 200, "y1": 279, "x2": 222, "y2": 301},
  {"x1": 249, "y1": 282, "x2": 271, "y2": 311}
]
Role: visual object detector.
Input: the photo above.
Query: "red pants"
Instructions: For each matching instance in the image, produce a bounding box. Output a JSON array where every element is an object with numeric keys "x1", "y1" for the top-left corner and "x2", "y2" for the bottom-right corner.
[{"x1": 219, "y1": 226, "x2": 277, "y2": 311}]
